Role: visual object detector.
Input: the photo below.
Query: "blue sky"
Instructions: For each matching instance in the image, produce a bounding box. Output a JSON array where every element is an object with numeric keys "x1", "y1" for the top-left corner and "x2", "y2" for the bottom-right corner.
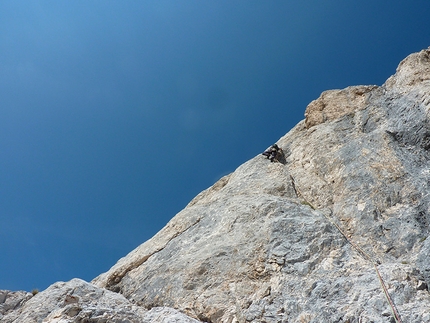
[{"x1": 1, "y1": 1, "x2": 429, "y2": 292}]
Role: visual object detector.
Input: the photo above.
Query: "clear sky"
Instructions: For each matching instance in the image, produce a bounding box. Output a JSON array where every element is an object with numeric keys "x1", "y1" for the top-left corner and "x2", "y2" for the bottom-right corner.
[{"x1": 1, "y1": 1, "x2": 429, "y2": 292}]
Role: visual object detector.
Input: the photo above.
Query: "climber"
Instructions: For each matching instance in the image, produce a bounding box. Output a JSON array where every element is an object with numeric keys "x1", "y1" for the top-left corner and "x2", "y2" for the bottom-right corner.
[{"x1": 262, "y1": 144, "x2": 283, "y2": 162}]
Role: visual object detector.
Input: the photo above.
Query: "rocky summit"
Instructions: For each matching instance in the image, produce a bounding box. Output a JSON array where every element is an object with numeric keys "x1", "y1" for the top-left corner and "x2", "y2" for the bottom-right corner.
[{"x1": 2, "y1": 48, "x2": 430, "y2": 323}]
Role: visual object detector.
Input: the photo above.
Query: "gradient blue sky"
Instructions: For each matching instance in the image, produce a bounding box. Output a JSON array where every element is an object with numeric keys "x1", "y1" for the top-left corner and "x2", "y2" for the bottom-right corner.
[{"x1": 1, "y1": 1, "x2": 429, "y2": 292}]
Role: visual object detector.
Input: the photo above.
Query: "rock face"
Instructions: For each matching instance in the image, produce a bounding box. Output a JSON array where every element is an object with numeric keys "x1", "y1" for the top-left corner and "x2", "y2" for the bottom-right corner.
[
  {"x1": 1, "y1": 279, "x2": 200, "y2": 323},
  {"x1": 304, "y1": 85, "x2": 378, "y2": 128},
  {"x1": 3, "y1": 48, "x2": 430, "y2": 323}
]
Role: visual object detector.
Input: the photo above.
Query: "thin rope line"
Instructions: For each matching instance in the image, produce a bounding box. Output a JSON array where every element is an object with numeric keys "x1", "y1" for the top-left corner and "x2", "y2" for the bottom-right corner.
[{"x1": 290, "y1": 175, "x2": 402, "y2": 323}]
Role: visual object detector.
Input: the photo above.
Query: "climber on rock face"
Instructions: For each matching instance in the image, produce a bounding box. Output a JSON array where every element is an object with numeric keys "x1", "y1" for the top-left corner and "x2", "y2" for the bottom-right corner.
[{"x1": 262, "y1": 144, "x2": 282, "y2": 162}]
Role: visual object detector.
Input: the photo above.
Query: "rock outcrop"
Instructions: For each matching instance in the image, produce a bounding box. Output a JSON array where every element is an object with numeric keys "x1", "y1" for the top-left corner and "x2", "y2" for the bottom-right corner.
[
  {"x1": 2, "y1": 48, "x2": 430, "y2": 323},
  {"x1": 1, "y1": 279, "x2": 200, "y2": 323}
]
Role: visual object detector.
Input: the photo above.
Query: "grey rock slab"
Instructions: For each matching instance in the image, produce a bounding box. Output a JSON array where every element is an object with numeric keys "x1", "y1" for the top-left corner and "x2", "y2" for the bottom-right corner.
[
  {"x1": 1, "y1": 278, "x2": 200, "y2": 323},
  {"x1": 0, "y1": 290, "x2": 33, "y2": 320},
  {"x1": 5, "y1": 48, "x2": 430, "y2": 323},
  {"x1": 142, "y1": 307, "x2": 203, "y2": 323},
  {"x1": 1, "y1": 278, "x2": 147, "y2": 322},
  {"x1": 93, "y1": 48, "x2": 430, "y2": 323},
  {"x1": 417, "y1": 236, "x2": 430, "y2": 289}
]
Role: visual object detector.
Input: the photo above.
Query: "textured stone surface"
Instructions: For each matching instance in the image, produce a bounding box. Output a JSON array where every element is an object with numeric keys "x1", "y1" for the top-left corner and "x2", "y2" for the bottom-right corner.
[
  {"x1": 4, "y1": 48, "x2": 430, "y2": 323},
  {"x1": 92, "y1": 48, "x2": 430, "y2": 323},
  {"x1": 0, "y1": 290, "x2": 33, "y2": 320},
  {"x1": 142, "y1": 307, "x2": 202, "y2": 323},
  {"x1": 1, "y1": 278, "x2": 148, "y2": 322},
  {"x1": 1, "y1": 279, "x2": 200, "y2": 323},
  {"x1": 304, "y1": 85, "x2": 378, "y2": 128}
]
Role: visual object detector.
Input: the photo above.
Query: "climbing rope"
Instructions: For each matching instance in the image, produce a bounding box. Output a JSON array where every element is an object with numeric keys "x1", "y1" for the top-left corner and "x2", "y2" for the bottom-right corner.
[{"x1": 290, "y1": 175, "x2": 403, "y2": 323}]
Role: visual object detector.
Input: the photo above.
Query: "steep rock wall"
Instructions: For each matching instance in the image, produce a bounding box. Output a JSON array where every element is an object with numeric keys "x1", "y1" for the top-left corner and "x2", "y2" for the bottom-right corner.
[
  {"x1": 91, "y1": 48, "x2": 430, "y2": 322},
  {"x1": 3, "y1": 48, "x2": 430, "y2": 323}
]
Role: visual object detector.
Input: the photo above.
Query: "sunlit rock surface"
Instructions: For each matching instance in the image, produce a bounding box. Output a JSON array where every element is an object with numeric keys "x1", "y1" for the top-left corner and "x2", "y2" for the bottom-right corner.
[{"x1": 3, "y1": 48, "x2": 430, "y2": 323}]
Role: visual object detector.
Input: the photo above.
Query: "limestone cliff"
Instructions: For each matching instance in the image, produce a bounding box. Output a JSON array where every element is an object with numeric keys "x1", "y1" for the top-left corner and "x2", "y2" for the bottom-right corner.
[{"x1": 2, "y1": 48, "x2": 430, "y2": 323}]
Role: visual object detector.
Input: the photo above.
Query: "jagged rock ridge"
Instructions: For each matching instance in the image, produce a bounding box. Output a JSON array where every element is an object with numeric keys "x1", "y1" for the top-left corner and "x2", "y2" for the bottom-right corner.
[{"x1": 2, "y1": 48, "x2": 430, "y2": 323}]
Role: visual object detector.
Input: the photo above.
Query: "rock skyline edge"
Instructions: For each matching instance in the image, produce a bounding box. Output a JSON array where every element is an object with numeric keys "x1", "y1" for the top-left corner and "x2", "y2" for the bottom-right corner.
[{"x1": 2, "y1": 47, "x2": 430, "y2": 323}]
